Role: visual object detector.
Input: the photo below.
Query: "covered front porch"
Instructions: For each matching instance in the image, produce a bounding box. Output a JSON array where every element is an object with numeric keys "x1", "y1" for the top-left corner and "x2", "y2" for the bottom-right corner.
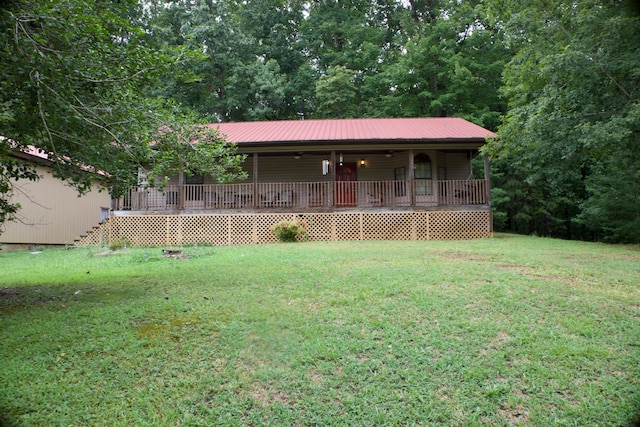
[
  {"x1": 118, "y1": 178, "x2": 488, "y2": 212},
  {"x1": 117, "y1": 147, "x2": 491, "y2": 213}
]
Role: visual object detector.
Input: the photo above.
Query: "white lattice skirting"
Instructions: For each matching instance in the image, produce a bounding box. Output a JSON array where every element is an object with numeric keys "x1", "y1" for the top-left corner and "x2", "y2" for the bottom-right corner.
[{"x1": 75, "y1": 211, "x2": 492, "y2": 247}]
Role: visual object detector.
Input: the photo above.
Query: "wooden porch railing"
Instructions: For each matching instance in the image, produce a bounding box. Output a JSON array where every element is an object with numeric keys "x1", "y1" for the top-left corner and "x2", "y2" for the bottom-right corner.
[{"x1": 116, "y1": 180, "x2": 487, "y2": 211}]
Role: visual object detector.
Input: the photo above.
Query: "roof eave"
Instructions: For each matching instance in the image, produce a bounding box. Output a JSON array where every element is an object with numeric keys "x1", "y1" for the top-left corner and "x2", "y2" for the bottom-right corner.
[{"x1": 234, "y1": 137, "x2": 489, "y2": 148}]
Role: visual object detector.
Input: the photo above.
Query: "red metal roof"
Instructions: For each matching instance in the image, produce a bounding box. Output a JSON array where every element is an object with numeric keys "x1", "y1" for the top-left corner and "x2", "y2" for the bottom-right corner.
[
  {"x1": 209, "y1": 117, "x2": 495, "y2": 145},
  {"x1": 8, "y1": 144, "x2": 107, "y2": 176}
]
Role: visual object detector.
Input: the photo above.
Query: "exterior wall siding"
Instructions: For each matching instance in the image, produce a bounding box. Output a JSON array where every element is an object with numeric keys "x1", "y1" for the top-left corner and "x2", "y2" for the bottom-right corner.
[
  {"x1": 1, "y1": 165, "x2": 111, "y2": 245},
  {"x1": 145, "y1": 150, "x2": 476, "y2": 186},
  {"x1": 244, "y1": 154, "x2": 334, "y2": 183},
  {"x1": 229, "y1": 151, "x2": 471, "y2": 183},
  {"x1": 445, "y1": 153, "x2": 473, "y2": 180}
]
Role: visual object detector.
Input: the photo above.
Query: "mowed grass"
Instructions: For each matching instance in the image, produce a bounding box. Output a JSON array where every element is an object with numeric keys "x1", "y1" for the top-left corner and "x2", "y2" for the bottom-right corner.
[{"x1": 1, "y1": 234, "x2": 639, "y2": 426}]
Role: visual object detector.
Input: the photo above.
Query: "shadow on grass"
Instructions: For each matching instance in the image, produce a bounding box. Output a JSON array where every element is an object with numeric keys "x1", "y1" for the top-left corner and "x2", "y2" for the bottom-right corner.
[
  {"x1": 0, "y1": 412, "x2": 18, "y2": 427},
  {"x1": 1, "y1": 285, "x2": 71, "y2": 307},
  {"x1": 0, "y1": 284, "x2": 146, "y2": 315}
]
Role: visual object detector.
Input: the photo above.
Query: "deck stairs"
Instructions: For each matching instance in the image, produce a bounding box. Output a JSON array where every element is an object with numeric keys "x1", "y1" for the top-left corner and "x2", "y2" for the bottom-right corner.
[{"x1": 70, "y1": 218, "x2": 111, "y2": 248}]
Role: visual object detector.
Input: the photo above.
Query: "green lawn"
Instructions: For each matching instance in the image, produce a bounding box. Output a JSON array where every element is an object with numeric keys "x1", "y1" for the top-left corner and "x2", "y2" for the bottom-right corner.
[{"x1": 1, "y1": 235, "x2": 639, "y2": 426}]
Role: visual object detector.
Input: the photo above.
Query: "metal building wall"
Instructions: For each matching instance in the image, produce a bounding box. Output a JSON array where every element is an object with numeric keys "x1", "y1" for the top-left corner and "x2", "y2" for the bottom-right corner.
[{"x1": 1, "y1": 165, "x2": 111, "y2": 245}]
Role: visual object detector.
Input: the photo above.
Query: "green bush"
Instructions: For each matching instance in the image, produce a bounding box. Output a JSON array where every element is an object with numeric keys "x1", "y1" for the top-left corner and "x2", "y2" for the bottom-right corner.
[
  {"x1": 108, "y1": 237, "x2": 129, "y2": 251},
  {"x1": 270, "y1": 220, "x2": 307, "y2": 242}
]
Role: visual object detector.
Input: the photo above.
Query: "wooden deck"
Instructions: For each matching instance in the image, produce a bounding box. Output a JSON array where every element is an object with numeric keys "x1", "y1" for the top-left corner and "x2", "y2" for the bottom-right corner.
[{"x1": 73, "y1": 180, "x2": 494, "y2": 248}]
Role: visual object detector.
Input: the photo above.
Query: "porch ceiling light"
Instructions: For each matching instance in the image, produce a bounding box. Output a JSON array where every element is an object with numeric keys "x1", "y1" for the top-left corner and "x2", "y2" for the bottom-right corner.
[
  {"x1": 339, "y1": 153, "x2": 344, "y2": 166},
  {"x1": 360, "y1": 159, "x2": 365, "y2": 167},
  {"x1": 294, "y1": 152, "x2": 302, "y2": 159},
  {"x1": 385, "y1": 151, "x2": 393, "y2": 158}
]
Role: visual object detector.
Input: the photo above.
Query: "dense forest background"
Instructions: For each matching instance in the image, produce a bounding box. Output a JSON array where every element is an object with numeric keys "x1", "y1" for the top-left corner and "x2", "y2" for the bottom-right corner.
[{"x1": 1, "y1": 0, "x2": 639, "y2": 242}]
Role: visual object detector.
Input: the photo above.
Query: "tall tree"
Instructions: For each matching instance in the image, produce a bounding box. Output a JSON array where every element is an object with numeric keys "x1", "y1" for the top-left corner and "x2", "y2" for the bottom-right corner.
[
  {"x1": 314, "y1": 65, "x2": 358, "y2": 118},
  {"x1": 487, "y1": 0, "x2": 640, "y2": 242},
  {"x1": 382, "y1": 0, "x2": 508, "y2": 129},
  {"x1": 147, "y1": 0, "x2": 313, "y2": 121},
  {"x1": 301, "y1": 0, "x2": 409, "y2": 117},
  {"x1": 144, "y1": 0, "x2": 508, "y2": 124},
  {"x1": 0, "y1": 0, "x2": 243, "y2": 232},
  {"x1": 144, "y1": 0, "x2": 255, "y2": 121},
  {"x1": 237, "y1": 0, "x2": 313, "y2": 119},
  {"x1": 0, "y1": 0, "x2": 176, "y2": 229}
]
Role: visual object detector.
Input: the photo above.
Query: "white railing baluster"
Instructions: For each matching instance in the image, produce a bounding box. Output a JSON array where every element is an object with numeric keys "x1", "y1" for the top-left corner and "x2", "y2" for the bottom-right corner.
[{"x1": 123, "y1": 179, "x2": 488, "y2": 211}]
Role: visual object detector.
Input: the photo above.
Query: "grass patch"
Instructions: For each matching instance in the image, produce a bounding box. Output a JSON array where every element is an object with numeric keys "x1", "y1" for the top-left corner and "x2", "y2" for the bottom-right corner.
[{"x1": 1, "y1": 235, "x2": 639, "y2": 426}]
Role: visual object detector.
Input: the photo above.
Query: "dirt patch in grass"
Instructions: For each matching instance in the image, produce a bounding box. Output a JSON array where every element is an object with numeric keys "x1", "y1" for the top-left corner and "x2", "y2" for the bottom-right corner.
[
  {"x1": 131, "y1": 313, "x2": 205, "y2": 342},
  {"x1": 493, "y1": 262, "x2": 608, "y2": 289},
  {"x1": 248, "y1": 383, "x2": 292, "y2": 407},
  {"x1": 92, "y1": 249, "x2": 128, "y2": 257},
  {"x1": 480, "y1": 330, "x2": 511, "y2": 356},
  {"x1": 494, "y1": 262, "x2": 570, "y2": 285},
  {"x1": 431, "y1": 250, "x2": 493, "y2": 262},
  {"x1": 494, "y1": 262, "x2": 540, "y2": 275},
  {"x1": 436, "y1": 386, "x2": 451, "y2": 401},
  {"x1": 609, "y1": 253, "x2": 640, "y2": 261},
  {"x1": 498, "y1": 404, "x2": 530, "y2": 425},
  {"x1": 558, "y1": 252, "x2": 640, "y2": 266},
  {"x1": 307, "y1": 368, "x2": 325, "y2": 386}
]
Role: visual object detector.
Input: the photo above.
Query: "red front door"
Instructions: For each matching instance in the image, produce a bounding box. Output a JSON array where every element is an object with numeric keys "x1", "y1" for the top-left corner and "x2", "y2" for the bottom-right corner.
[{"x1": 336, "y1": 163, "x2": 357, "y2": 206}]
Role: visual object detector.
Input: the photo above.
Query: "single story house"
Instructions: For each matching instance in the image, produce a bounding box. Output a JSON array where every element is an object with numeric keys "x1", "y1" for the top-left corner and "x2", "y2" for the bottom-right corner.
[
  {"x1": 101, "y1": 117, "x2": 496, "y2": 246},
  {"x1": 1, "y1": 146, "x2": 111, "y2": 249}
]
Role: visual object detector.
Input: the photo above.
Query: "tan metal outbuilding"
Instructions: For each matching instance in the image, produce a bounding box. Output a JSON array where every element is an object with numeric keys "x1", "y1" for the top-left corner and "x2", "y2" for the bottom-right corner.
[{"x1": 1, "y1": 153, "x2": 111, "y2": 248}]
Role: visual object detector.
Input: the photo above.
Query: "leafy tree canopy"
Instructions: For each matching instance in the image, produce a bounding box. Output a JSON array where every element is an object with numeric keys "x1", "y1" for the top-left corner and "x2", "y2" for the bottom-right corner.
[
  {"x1": 148, "y1": 122, "x2": 248, "y2": 187},
  {"x1": 314, "y1": 65, "x2": 358, "y2": 118},
  {"x1": 1, "y1": 0, "x2": 173, "y2": 187},
  {"x1": 486, "y1": 0, "x2": 640, "y2": 242},
  {"x1": 0, "y1": 0, "x2": 244, "y2": 231},
  {"x1": 0, "y1": 143, "x2": 39, "y2": 228},
  {"x1": 147, "y1": 0, "x2": 508, "y2": 124}
]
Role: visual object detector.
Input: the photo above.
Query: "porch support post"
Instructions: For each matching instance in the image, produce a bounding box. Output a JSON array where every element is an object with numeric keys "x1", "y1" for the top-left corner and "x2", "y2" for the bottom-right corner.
[
  {"x1": 178, "y1": 170, "x2": 185, "y2": 210},
  {"x1": 330, "y1": 151, "x2": 336, "y2": 207},
  {"x1": 408, "y1": 149, "x2": 415, "y2": 206},
  {"x1": 253, "y1": 153, "x2": 259, "y2": 208},
  {"x1": 483, "y1": 152, "x2": 493, "y2": 234},
  {"x1": 431, "y1": 150, "x2": 439, "y2": 205}
]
